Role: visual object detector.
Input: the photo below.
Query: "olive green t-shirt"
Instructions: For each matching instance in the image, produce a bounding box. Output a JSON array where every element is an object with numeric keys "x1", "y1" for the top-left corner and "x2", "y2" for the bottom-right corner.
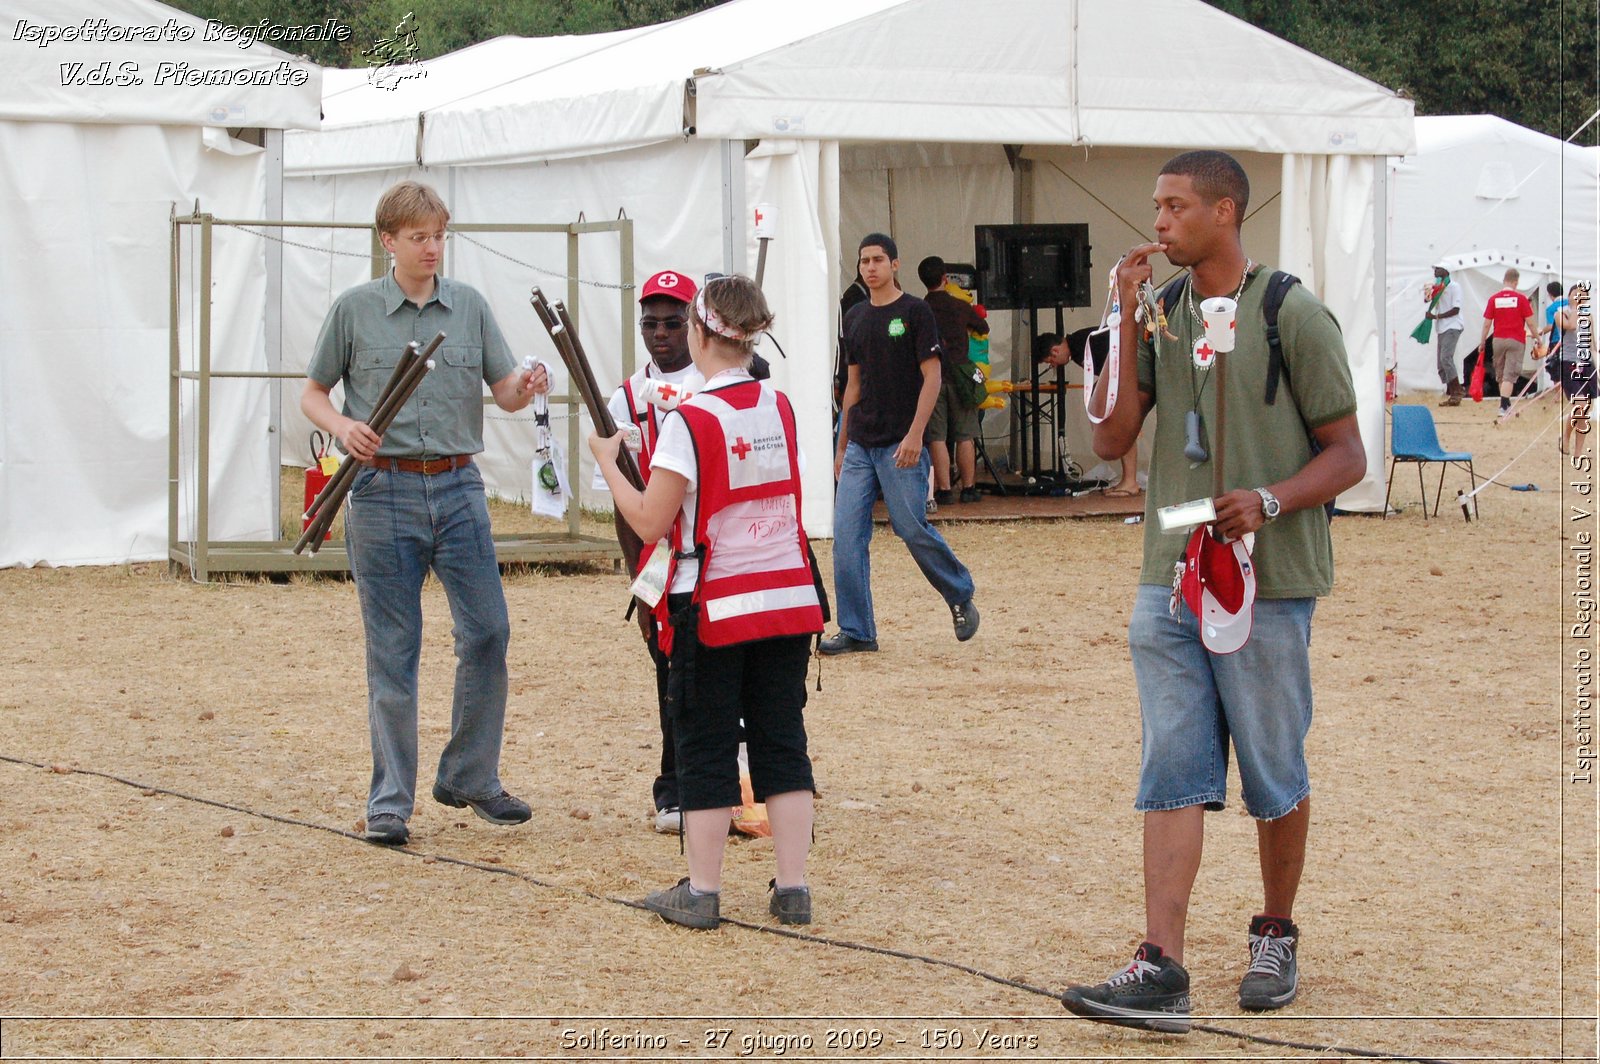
[
  {"x1": 306, "y1": 272, "x2": 516, "y2": 458},
  {"x1": 1136, "y1": 269, "x2": 1357, "y2": 597}
]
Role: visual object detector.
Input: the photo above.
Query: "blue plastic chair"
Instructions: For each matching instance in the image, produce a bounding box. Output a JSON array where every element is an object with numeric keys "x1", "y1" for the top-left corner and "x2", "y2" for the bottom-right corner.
[{"x1": 1385, "y1": 405, "x2": 1478, "y2": 520}]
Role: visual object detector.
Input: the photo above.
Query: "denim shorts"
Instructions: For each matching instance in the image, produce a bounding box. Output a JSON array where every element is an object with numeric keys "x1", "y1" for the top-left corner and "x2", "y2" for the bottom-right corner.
[{"x1": 1127, "y1": 583, "x2": 1315, "y2": 820}]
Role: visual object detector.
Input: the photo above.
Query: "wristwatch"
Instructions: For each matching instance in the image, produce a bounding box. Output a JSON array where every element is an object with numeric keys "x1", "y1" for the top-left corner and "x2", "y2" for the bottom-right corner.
[{"x1": 1254, "y1": 486, "x2": 1282, "y2": 521}]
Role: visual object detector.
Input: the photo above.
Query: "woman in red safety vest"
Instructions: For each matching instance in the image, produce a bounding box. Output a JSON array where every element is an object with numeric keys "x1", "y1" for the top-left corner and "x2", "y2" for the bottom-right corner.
[{"x1": 590, "y1": 274, "x2": 825, "y2": 931}]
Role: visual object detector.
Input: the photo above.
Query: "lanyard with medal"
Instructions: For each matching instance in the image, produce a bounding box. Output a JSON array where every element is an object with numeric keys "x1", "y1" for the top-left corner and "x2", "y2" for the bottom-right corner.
[{"x1": 1155, "y1": 260, "x2": 1252, "y2": 535}]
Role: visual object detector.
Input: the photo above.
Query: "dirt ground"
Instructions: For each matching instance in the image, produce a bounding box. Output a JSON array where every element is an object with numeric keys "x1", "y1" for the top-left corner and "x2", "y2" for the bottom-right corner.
[{"x1": 0, "y1": 397, "x2": 1595, "y2": 1063}]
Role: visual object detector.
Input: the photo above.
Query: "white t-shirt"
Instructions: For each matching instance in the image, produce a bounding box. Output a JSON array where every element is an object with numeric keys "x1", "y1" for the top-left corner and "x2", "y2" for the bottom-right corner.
[
  {"x1": 1435, "y1": 280, "x2": 1464, "y2": 333},
  {"x1": 591, "y1": 361, "x2": 704, "y2": 492}
]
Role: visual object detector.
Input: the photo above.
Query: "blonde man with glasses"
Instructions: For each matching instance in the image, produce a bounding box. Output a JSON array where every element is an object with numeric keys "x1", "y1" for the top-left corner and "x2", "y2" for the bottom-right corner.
[{"x1": 301, "y1": 180, "x2": 550, "y2": 847}]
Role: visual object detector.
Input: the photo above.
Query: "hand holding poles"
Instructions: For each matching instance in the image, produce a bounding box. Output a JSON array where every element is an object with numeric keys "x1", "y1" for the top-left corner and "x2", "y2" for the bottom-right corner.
[
  {"x1": 528, "y1": 287, "x2": 645, "y2": 492},
  {"x1": 293, "y1": 331, "x2": 445, "y2": 555}
]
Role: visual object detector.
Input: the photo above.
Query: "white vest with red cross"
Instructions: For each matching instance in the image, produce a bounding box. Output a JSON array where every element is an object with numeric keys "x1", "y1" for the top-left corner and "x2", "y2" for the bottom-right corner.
[
  {"x1": 621, "y1": 366, "x2": 701, "y2": 482},
  {"x1": 652, "y1": 378, "x2": 823, "y2": 652}
]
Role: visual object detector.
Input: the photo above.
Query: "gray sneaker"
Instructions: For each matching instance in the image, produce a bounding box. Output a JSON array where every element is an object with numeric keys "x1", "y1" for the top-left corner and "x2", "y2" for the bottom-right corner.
[
  {"x1": 432, "y1": 784, "x2": 531, "y2": 825},
  {"x1": 1239, "y1": 915, "x2": 1299, "y2": 1010},
  {"x1": 642, "y1": 877, "x2": 720, "y2": 930},
  {"x1": 363, "y1": 812, "x2": 409, "y2": 846},
  {"x1": 768, "y1": 879, "x2": 812, "y2": 925},
  {"x1": 951, "y1": 599, "x2": 979, "y2": 641},
  {"x1": 1062, "y1": 941, "x2": 1191, "y2": 1034}
]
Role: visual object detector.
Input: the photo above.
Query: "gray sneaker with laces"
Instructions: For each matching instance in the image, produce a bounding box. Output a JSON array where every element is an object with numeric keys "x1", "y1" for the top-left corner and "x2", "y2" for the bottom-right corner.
[
  {"x1": 1239, "y1": 915, "x2": 1299, "y2": 1009},
  {"x1": 642, "y1": 877, "x2": 720, "y2": 930},
  {"x1": 1061, "y1": 941, "x2": 1191, "y2": 1034}
]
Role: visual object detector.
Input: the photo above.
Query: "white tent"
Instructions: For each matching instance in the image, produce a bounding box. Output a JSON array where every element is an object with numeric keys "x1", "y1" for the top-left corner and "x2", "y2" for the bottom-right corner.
[
  {"x1": 1387, "y1": 114, "x2": 1599, "y2": 393},
  {"x1": 0, "y1": 0, "x2": 320, "y2": 567},
  {"x1": 281, "y1": 0, "x2": 1413, "y2": 527}
]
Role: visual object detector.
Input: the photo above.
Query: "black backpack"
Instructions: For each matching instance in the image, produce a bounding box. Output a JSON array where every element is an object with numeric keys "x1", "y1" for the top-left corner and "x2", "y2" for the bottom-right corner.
[{"x1": 1157, "y1": 270, "x2": 1336, "y2": 520}]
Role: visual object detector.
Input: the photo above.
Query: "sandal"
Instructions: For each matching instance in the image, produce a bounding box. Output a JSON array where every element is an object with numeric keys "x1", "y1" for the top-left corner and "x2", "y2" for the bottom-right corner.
[{"x1": 1103, "y1": 486, "x2": 1143, "y2": 498}]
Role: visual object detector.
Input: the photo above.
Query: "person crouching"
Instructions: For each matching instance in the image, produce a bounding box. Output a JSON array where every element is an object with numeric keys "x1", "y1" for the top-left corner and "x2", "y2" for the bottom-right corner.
[{"x1": 589, "y1": 274, "x2": 824, "y2": 929}]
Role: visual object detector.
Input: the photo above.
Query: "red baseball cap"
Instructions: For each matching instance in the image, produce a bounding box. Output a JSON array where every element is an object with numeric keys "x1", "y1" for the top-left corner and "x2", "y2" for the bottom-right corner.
[
  {"x1": 1180, "y1": 527, "x2": 1257, "y2": 655},
  {"x1": 639, "y1": 270, "x2": 697, "y2": 305}
]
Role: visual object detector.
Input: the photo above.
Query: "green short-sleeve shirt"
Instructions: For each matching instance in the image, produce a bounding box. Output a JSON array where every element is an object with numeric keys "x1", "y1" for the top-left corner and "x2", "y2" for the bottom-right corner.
[
  {"x1": 1135, "y1": 269, "x2": 1357, "y2": 597},
  {"x1": 305, "y1": 272, "x2": 516, "y2": 458}
]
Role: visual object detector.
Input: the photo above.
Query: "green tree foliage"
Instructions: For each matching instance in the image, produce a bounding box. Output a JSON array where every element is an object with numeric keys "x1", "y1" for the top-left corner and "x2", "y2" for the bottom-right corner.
[
  {"x1": 1206, "y1": 0, "x2": 1598, "y2": 145},
  {"x1": 168, "y1": 0, "x2": 729, "y2": 66}
]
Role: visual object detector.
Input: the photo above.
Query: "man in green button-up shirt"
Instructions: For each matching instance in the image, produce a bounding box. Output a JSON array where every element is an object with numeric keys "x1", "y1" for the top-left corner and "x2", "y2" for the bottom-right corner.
[{"x1": 301, "y1": 181, "x2": 550, "y2": 848}]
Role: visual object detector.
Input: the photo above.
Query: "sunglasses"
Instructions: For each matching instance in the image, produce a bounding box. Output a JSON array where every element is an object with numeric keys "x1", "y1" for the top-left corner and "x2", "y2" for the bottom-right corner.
[{"x1": 640, "y1": 316, "x2": 687, "y2": 331}]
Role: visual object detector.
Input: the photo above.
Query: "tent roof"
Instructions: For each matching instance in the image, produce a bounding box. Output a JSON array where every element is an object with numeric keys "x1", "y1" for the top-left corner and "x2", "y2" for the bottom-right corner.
[
  {"x1": 698, "y1": 0, "x2": 1414, "y2": 154},
  {"x1": 288, "y1": 0, "x2": 1413, "y2": 174},
  {"x1": 1, "y1": 0, "x2": 321, "y2": 130}
]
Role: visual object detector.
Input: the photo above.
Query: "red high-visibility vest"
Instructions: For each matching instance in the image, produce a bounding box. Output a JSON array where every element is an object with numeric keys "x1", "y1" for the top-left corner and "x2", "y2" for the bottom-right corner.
[{"x1": 652, "y1": 378, "x2": 822, "y2": 652}]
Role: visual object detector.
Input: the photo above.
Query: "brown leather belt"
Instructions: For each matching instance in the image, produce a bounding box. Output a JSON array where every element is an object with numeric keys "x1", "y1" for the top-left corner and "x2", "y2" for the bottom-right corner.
[{"x1": 365, "y1": 455, "x2": 472, "y2": 475}]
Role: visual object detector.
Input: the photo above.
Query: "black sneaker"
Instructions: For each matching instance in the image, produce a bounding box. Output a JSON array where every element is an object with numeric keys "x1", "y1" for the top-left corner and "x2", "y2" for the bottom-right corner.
[
  {"x1": 959, "y1": 487, "x2": 982, "y2": 504},
  {"x1": 934, "y1": 489, "x2": 954, "y2": 506},
  {"x1": 818, "y1": 632, "x2": 878, "y2": 655},
  {"x1": 363, "y1": 812, "x2": 409, "y2": 846},
  {"x1": 951, "y1": 599, "x2": 979, "y2": 641},
  {"x1": 432, "y1": 784, "x2": 532, "y2": 825},
  {"x1": 768, "y1": 878, "x2": 812, "y2": 925},
  {"x1": 1239, "y1": 915, "x2": 1299, "y2": 1010},
  {"x1": 642, "y1": 876, "x2": 720, "y2": 930},
  {"x1": 1061, "y1": 942, "x2": 1192, "y2": 1034}
]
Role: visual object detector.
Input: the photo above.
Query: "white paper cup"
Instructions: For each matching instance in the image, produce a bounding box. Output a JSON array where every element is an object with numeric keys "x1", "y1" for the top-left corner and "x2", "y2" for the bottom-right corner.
[{"x1": 1200, "y1": 296, "x2": 1237, "y2": 353}]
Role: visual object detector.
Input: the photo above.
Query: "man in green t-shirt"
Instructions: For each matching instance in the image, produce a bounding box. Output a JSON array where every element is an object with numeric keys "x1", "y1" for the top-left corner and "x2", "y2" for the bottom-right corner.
[{"x1": 1060, "y1": 151, "x2": 1366, "y2": 1034}]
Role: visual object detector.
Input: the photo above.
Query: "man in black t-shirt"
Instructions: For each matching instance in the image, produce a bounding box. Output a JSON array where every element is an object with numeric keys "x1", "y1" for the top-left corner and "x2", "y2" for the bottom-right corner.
[
  {"x1": 821, "y1": 233, "x2": 979, "y2": 655},
  {"x1": 919, "y1": 255, "x2": 989, "y2": 505}
]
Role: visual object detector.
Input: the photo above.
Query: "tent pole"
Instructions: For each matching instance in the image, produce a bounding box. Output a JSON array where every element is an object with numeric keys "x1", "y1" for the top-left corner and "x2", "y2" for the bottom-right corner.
[
  {"x1": 1374, "y1": 159, "x2": 1390, "y2": 475},
  {"x1": 264, "y1": 129, "x2": 284, "y2": 539},
  {"x1": 720, "y1": 139, "x2": 742, "y2": 275}
]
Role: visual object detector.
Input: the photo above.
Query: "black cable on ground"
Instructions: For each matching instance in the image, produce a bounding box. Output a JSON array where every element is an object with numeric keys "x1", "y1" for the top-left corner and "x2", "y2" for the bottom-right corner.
[{"x1": 1, "y1": 753, "x2": 1459, "y2": 1063}]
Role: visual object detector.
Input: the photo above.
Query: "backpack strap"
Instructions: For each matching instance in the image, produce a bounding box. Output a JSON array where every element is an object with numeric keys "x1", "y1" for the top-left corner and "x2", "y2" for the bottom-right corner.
[
  {"x1": 1157, "y1": 274, "x2": 1188, "y2": 323},
  {"x1": 1262, "y1": 271, "x2": 1301, "y2": 405}
]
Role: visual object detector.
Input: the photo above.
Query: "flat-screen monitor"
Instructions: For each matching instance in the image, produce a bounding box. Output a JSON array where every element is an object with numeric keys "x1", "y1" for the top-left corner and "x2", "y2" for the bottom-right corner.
[{"x1": 973, "y1": 224, "x2": 1092, "y2": 309}]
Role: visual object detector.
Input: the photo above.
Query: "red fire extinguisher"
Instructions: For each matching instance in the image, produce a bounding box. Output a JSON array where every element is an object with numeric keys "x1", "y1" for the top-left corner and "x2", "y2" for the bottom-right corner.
[{"x1": 304, "y1": 432, "x2": 337, "y2": 540}]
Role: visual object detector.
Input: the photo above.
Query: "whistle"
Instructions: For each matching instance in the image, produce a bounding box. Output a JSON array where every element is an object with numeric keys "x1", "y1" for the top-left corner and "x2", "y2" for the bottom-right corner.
[{"x1": 1184, "y1": 410, "x2": 1209, "y2": 464}]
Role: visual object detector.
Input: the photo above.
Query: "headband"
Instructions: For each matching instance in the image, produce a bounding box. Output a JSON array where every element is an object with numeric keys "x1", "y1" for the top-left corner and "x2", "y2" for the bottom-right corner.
[{"x1": 693, "y1": 284, "x2": 752, "y2": 342}]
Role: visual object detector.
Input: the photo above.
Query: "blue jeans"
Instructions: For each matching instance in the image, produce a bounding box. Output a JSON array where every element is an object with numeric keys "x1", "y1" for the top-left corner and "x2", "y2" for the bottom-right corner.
[
  {"x1": 831, "y1": 441, "x2": 975, "y2": 642},
  {"x1": 1128, "y1": 583, "x2": 1315, "y2": 820},
  {"x1": 345, "y1": 462, "x2": 511, "y2": 820}
]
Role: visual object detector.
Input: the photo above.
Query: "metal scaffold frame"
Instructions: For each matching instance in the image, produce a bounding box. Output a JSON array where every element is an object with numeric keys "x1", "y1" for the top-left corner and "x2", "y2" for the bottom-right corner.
[{"x1": 169, "y1": 211, "x2": 635, "y2": 579}]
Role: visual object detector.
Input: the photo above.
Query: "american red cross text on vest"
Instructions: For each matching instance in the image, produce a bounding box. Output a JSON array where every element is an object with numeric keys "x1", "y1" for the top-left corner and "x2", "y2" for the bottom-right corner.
[{"x1": 730, "y1": 437, "x2": 753, "y2": 460}]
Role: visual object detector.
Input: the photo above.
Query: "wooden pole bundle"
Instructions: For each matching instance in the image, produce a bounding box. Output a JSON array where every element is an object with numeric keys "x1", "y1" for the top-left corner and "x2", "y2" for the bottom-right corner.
[
  {"x1": 293, "y1": 331, "x2": 445, "y2": 555},
  {"x1": 529, "y1": 287, "x2": 645, "y2": 492}
]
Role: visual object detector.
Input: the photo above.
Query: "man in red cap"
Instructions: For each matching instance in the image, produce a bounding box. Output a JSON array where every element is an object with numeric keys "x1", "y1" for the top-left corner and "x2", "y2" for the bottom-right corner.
[{"x1": 599, "y1": 269, "x2": 703, "y2": 833}]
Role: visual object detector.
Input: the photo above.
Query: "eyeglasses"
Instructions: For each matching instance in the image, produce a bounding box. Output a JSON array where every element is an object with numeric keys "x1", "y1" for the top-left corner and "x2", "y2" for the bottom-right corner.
[
  {"x1": 402, "y1": 231, "x2": 448, "y2": 246},
  {"x1": 640, "y1": 317, "x2": 686, "y2": 331}
]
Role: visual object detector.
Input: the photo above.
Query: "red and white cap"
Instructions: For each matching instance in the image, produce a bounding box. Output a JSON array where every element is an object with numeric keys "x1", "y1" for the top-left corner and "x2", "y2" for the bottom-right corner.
[
  {"x1": 1180, "y1": 526, "x2": 1257, "y2": 655},
  {"x1": 639, "y1": 269, "x2": 697, "y2": 305}
]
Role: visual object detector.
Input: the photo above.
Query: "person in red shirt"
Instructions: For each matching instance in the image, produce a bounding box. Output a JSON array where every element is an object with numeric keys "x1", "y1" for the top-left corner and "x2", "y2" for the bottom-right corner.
[{"x1": 1478, "y1": 268, "x2": 1536, "y2": 415}]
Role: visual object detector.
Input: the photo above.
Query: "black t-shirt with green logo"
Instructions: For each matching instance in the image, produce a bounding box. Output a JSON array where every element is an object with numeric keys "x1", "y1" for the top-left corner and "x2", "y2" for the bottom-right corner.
[{"x1": 842, "y1": 292, "x2": 941, "y2": 448}]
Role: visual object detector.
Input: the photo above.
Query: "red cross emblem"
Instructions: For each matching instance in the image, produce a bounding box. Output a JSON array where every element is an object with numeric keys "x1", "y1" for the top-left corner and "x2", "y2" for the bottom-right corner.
[
  {"x1": 754, "y1": 208, "x2": 765, "y2": 228},
  {"x1": 1193, "y1": 338, "x2": 1216, "y2": 368},
  {"x1": 658, "y1": 384, "x2": 678, "y2": 402},
  {"x1": 730, "y1": 437, "x2": 752, "y2": 461},
  {"x1": 656, "y1": 272, "x2": 679, "y2": 289}
]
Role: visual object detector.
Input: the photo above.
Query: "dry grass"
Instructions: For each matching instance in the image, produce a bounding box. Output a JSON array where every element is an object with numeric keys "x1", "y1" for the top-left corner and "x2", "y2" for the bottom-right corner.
[{"x1": 0, "y1": 397, "x2": 1594, "y2": 1061}]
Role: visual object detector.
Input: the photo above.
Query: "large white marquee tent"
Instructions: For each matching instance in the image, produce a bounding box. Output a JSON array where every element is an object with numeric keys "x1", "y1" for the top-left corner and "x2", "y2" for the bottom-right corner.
[
  {"x1": 280, "y1": 0, "x2": 1415, "y2": 535},
  {"x1": 0, "y1": 0, "x2": 320, "y2": 567},
  {"x1": 1387, "y1": 114, "x2": 1599, "y2": 394},
  {"x1": 3, "y1": 0, "x2": 1416, "y2": 566}
]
